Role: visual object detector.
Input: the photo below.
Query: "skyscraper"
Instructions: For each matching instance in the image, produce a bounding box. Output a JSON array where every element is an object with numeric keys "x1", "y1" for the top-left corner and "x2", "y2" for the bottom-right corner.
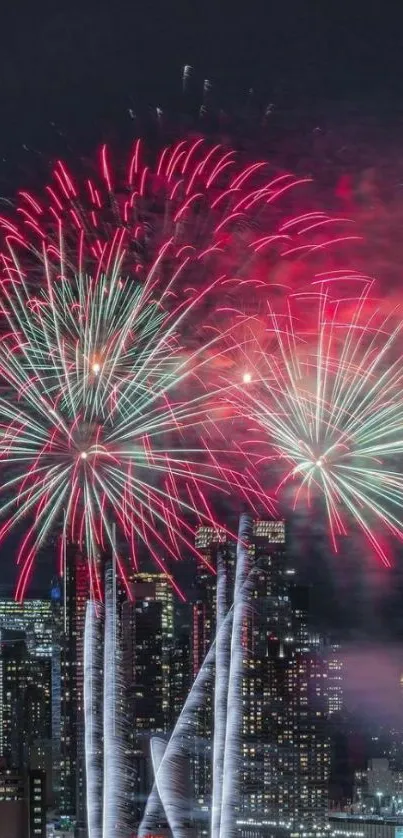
[
  {"x1": 129, "y1": 573, "x2": 174, "y2": 731},
  {"x1": 0, "y1": 598, "x2": 55, "y2": 805},
  {"x1": 171, "y1": 602, "x2": 192, "y2": 725},
  {"x1": 59, "y1": 544, "x2": 88, "y2": 829},
  {"x1": 327, "y1": 644, "x2": 344, "y2": 717},
  {"x1": 0, "y1": 598, "x2": 53, "y2": 658},
  {"x1": 0, "y1": 636, "x2": 51, "y2": 771},
  {"x1": 240, "y1": 518, "x2": 330, "y2": 831},
  {"x1": 122, "y1": 572, "x2": 175, "y2": 828}
]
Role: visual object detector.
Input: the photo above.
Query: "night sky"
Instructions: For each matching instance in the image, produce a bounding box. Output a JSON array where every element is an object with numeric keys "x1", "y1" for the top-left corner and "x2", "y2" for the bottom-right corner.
[
  {"x1": 1, "y1": 2, "x2": 403, "y2": 152},
  {"x1": 1, "y1": 0, "x2": 403, "y2": 668}
]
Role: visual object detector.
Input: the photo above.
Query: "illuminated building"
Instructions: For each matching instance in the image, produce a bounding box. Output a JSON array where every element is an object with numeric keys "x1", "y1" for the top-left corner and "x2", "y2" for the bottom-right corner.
[
  {"x1": 0, "y1": 637, "x2": 51, "y2": 773},
  {"x1": 0, "y1": 599, "x2": 54, "y2": 803},
  {"x1": 121, "y1": 572, "x2": 176, "y2": 828},
  {"x1": 238, "y1": 518, "x2": 330, "y2": 831},
  {"x1": 59, "y1": 545, "x2": 88, "y2": 828},
  {"x1": 0, "y1": 768, "x2": 46, "y2": 838},
  {"x1": 327, "y1": 645, "x2": 344, "y2": 717},
  {"x1": 171, "y1": 602, "x2": 192, "y2": 725},
  {"x1": 126, "y1": 573, "x2": 174, "y2": 730},
  {"x1": 0, "y1": 599, "x2": 52, "y2": 658}
]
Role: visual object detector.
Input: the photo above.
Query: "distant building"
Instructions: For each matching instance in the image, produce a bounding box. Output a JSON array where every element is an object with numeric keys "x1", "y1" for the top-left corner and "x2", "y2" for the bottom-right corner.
[
  {"x1": 123, "y1": 572, "x2": 175, "y2": 826},
  {"x1": 0, "y1": 598, "x2": 54, "y2": 803},
  {"x1": 0, "y1": 637, "x2": 51, "y2": 774},
  {"x1": 240, "y1": 519, "x2": 330, "y2": 830},
  {"x1": 189, "y1": 518, "x2": 330, "y2": 831},
  {"x1": 171, "y1": 602, "x2": 192, "y2": 724},
  {"x1": 327, "y1": 646, "x2": 344, "y2": 717}
]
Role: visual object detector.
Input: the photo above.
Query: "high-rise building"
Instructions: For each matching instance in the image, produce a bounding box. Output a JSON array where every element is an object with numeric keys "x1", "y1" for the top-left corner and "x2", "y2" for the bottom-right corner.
[
  {"x1": 0, "y1": 598, "x2": 55, "y2": 804},
  {"x1": 122, "y1": 572, "x2": 175, "y2": 828},
  {"x1": 123, "y1": 573, "x2": 175, "y2": 734},
  {"x1": 0, "y1": 599, "x2": 53, "y2": 658},
  {"x1": 59, "y1": 545, "x2": 88, "y2": 828},
  {"x1": 131, "y1": 572, "x2": 174, "y2": 729},
  {"x1": 327, "y1": 644, "x2": 344, "y2": 717},
  {"x1": 133, "y1": 598, "x2": 165, "y2": 734},
  {"x1": 240, "y1": 518, "x2": 330, "y2": 831},
  {"x1": 171, "y1": 602, "x2": 192, "y2": 725},
  {"x1": 0, "y1": 637, "x2": 51, "y2": 773}
]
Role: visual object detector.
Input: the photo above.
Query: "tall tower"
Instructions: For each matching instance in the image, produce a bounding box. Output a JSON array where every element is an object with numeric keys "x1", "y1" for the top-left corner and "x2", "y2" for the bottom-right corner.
[
  {"x1": 59, "y1": 544, "x2": 88, "y2": 827},
  {"x1": 327, "y1": 644, "x2": 344, "y2": 717},
  {"x1": 239, "y1": 518, "x2": 330, "y2": 830},
  {"x1": 0, "y1": 636, "x2": 51, "y2": 771},
  {"x1": 122, "y1": 573, "x2": 174, "y2": 829},
  {"x1": 128, "y1": 572, "x2": 174, "y2": 732},
  {"x1": 0, "y1": 597, "x2": 53, "y2": 794},
  {"x1": 240, "y1": 519, "x2": 288, "y2": 819}
]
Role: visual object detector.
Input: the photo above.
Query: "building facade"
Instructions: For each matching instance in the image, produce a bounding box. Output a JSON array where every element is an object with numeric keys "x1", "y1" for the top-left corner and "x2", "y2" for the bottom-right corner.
[{"x1": 59, "y1": 545, "x2": 88, "y2": 828}]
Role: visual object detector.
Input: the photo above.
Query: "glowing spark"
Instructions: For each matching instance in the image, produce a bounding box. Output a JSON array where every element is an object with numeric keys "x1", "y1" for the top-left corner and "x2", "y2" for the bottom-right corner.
[
  {"x1": 0, "y1": 137, "x2": 348, "y2": 596},
  {"x1": 232, "y1": 283, "x2": 403, "y2": 565}
]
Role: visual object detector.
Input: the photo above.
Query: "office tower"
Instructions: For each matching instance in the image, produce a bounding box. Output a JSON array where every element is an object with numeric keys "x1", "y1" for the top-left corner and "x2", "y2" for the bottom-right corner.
[
  {"x1": 327, "y1": 644, "x2": 344, "y2": 717},
  {"x1": 59, "y1": 545, "x2": 88, "y2": 827},
  {"x1": 0, "y1": 598, "x2": 54, "y2": 803},
  {"x1": 0, "y1": 599, "x2": 53, "y2": 658},
  {"x1": 240, "y1": 519, "x2": 288, "y2": 820},
  {"x1": 240, "y1": 518, "x2": 330, "y2": 831},
  {"x1": 121, "y1": 573, "x2": 175, "y2": 829},
  {"x1": 0, "y1": 636, "x2": 51, "y2": 772},
  {"x1": 129, "y1": 572, "x2": 175, "y2": 730},
  {"x1": 171, "y1": 602, "x2": 192, "y2": 725},
  {"x1": 28, "y1": 770, "x2": 46, "y2": 837},
  {"x1": 192, "y1": 527, "x2": 225, "y2": 677}
]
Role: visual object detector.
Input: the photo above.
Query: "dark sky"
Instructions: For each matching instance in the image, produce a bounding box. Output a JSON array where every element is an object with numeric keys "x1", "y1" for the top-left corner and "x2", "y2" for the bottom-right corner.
[{"x1": 1, "y1": 1, "x2": 403, "y2": 152}]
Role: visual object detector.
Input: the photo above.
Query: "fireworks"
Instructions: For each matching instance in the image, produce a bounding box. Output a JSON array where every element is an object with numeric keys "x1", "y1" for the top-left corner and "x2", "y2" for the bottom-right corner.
[
  {"x1": 232, "y1": 279, "x2": 403, "y2": 564},
  {"x1": 0, "y1": 138, "x2": 358, "y2": 597},
  {"x1": 0, "y1": 245, "x2": 253, "y2": 600}
]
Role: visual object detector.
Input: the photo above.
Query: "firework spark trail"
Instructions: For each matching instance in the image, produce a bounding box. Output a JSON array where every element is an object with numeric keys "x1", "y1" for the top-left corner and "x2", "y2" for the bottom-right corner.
[
  {"x1": 232, "y1": 282, "x2": 403, "y2": 562},
  {"x1": 211, "y1": 548, "x2": 231, "y2": 838},
  {"x1": 139, "y1": 519, "x2": 255, "y2": 838},
  {"x1": 219, "y1": 513, "x2": 252, "y2": 838},
  {"x1": 0, "y1": 138, "x2": 357, "y2": 598},
  {"x1": 102, "y1": 555, "x2": 130, "y2": 838},
  {"x1": 137, "y1": 641, "x2": 215, "y2": 838},
  {"x1": 84, "y1": 600, "x2": 103, "y2": 838},
  {"x1": 150, "y1": 736, "x2": 194, "y2": 838},
  {"x1": 0, "y1": 139, "x2": 356, "y2": 593},
  {"x1": 0, "y1": 241, "x2": 266, "y2": 597},
  {"x1": 138, "y1": 607, "x2": 232, "y2": 838}
]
